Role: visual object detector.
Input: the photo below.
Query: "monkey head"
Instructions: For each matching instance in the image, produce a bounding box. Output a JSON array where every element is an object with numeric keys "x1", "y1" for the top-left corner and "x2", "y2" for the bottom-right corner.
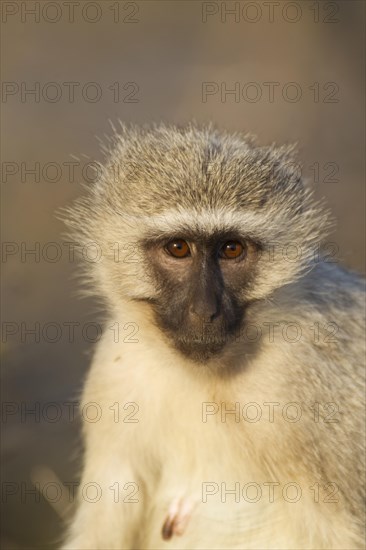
[{"x1": 62, "y1": 123, "x2": 330, "y2": 362}]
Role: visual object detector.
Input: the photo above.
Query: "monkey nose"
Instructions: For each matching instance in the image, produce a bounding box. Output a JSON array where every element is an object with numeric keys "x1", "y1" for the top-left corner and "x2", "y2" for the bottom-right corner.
[{"x1": 188, "y1": 301, "x2": 218, "y2": 323}]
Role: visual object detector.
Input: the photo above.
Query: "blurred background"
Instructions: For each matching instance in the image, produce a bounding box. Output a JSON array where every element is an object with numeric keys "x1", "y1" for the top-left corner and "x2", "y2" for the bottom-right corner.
[{"x1": 1, "y1": 1, "x2": 365, "y2": 547}]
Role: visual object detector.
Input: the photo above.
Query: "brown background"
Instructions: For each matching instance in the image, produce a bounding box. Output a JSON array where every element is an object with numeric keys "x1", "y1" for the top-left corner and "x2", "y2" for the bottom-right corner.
[{"x1": 1, "y1": 1, "x2": 365, "y2": 548}]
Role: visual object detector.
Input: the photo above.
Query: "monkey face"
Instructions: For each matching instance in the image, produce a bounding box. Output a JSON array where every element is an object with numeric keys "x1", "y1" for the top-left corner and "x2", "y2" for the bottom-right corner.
[
  {"x1": 143, "y1": 231, "x2": 260, "y2": 362},
  {"x1": 62, "y1": 124, "x2": 330, "y2": 361}
]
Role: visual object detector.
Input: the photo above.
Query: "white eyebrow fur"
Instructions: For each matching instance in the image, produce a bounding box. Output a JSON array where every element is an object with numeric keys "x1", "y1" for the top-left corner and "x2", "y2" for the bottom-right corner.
[{"x1": 117, "y1": 208, "x2": 278, "y2": 242}]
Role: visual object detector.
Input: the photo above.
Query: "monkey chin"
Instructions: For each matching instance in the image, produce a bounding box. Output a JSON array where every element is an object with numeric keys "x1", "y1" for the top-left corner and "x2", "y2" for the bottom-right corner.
[{"x1": 173, "y1": 336, "x2": 228, "y2": 364}]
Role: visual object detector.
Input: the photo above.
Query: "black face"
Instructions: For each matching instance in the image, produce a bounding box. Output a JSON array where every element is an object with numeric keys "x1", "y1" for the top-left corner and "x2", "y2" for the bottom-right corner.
[{"x1": 143, "y1": 232, "x2": 260, "y2": 363}]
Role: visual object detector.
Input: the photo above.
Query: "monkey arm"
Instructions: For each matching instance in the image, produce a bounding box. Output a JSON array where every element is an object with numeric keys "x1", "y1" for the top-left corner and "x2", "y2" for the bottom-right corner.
[
  {"x1": 61, "y1": 338, "x2": 147, "y2": 550},
  {"x1": 61, "y1": 456, "x2": 143, "y2": 550}
]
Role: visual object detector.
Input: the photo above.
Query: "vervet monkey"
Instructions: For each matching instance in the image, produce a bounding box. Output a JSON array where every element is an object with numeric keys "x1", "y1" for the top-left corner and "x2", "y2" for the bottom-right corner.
[{"x1": 61, "y1": 123, "x2": 365, "y2": 549}]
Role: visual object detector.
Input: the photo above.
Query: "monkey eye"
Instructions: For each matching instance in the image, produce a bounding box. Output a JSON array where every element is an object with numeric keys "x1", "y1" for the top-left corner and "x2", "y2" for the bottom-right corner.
[
  {"x1": 165, "y1": 239, "x2": 191, "y2": 258},
  {"x1": 220, "y1": 241, "x2": 245, "y2": 260}
]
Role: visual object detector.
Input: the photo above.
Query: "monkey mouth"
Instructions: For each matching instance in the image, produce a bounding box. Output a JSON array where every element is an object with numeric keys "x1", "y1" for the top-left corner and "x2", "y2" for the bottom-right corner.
[
  {"x1": 172, "y1": 333, "x2": 229, "y2": 362},
  {"x1": 153, "y1": 308, "x2": 241, "y2": 362}
]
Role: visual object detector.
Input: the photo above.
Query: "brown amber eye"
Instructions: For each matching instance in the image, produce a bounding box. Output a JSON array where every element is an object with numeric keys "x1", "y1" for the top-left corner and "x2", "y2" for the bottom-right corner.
[
  {"x1": 166, "y1": 239, "x2": 190, "y2": 258},
  {"x1": 221, "y1": 241, "x2": 244, "y2": 260}
]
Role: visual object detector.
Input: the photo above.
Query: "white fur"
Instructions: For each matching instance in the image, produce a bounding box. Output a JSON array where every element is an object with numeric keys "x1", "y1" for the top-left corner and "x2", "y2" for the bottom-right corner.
[{"x1": 62, "y1": 299, "x2": 363, "y2": 550}]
